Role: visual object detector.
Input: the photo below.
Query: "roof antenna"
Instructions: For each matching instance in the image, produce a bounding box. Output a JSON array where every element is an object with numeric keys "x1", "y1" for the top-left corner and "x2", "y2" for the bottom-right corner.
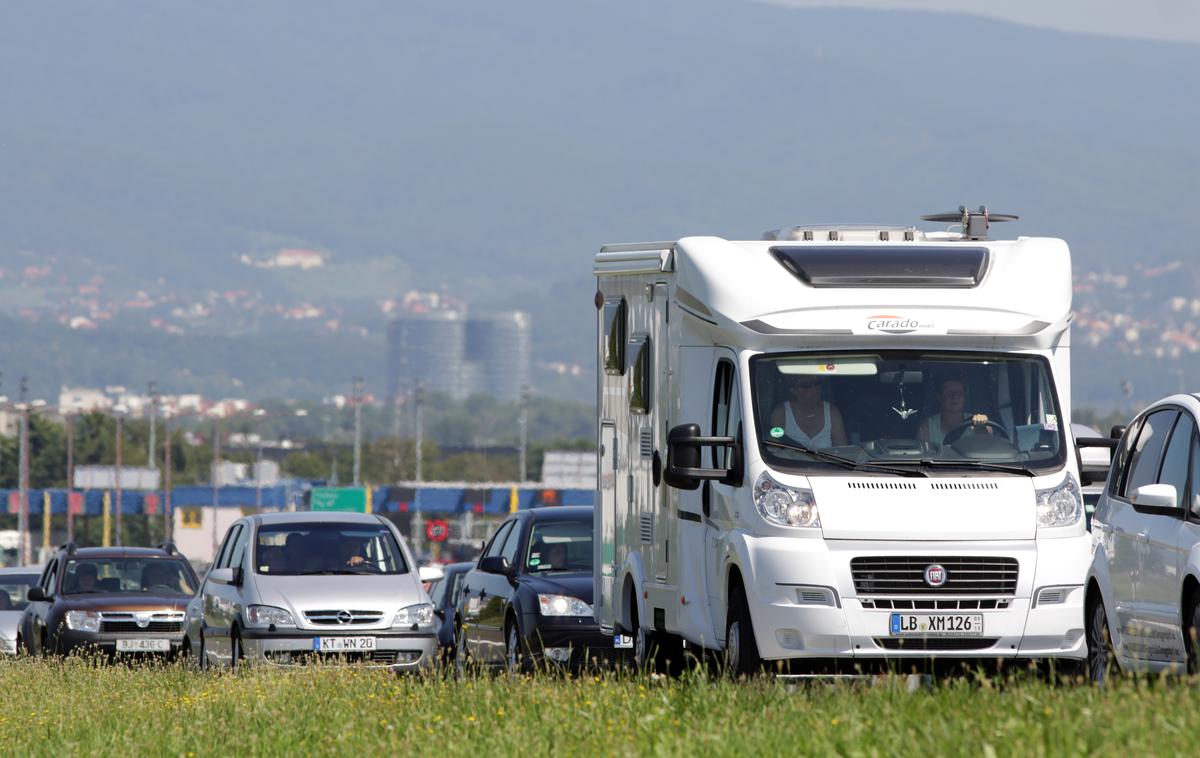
[{"x1": 921, "y1": 205, "x2": 1017, "y2": 240}]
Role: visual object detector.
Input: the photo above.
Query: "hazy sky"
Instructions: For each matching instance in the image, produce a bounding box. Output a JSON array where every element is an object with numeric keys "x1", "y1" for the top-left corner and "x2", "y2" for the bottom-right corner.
[{"x1": 763, "y1": 0, "x2": 1200, "y2": 43}]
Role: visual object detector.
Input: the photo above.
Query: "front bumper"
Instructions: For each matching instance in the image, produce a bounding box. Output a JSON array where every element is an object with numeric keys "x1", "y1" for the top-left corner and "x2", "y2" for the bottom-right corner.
[
  {"x1": 737, "y1": 534, "x2": 1089, "y2": 662},
  {"x1": 240, "y1": 628, "x2": 438, "y2": 672},
  {"x1": 58, "y1": 630, "x2": 186, "y2": 656},
  {"x1": 0, "y1": 637, "x2": 17, "y2": 655},
  {"x1": 523, "y1": 617, "x2": 627, "y2": 667}
]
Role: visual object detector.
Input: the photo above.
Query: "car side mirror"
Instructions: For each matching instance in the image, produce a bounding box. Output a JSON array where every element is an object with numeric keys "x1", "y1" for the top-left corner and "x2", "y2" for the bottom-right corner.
[
  {"x1": 27, "y1": 586, "x2": 46, "y2": 602},
  {"x1": 1131, "y1": 483, "x2": 1179, "y2": 510},
  {"x1": 663, "y1": 423, "x2": 739, "y2": 490},
  {"x1": 479, "y1": 556, "x2": 511, "y2": 576},
  {"x1": 1110, "y1": 424, "x2": 1126, "y2": 440},
  {"x1": 209, "y1": 567, "x2": 237, "y2": 586},
  {"x1": 419, "y1": 566, "x2": 445, "y2": 583}
]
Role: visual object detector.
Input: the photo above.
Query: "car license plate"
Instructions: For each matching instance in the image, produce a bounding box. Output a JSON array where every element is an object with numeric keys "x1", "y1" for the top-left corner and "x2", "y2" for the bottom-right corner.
[
  {"x1": 614, "y1": 634, "x2": 633, "y2": 649},
  {"x1": 889, "y1": 613, "x2": 984, "y2": 637},
  {"x1": 313, "y1": 636, "x2": 377, "y2": 652},
  {"x1": 115, "y1": 638, "x2": 171, "y2": 652}
]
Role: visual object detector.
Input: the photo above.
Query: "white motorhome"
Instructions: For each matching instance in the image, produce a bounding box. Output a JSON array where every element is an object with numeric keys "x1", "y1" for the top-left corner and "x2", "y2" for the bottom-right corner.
[{"x1": 593, "y1": 209, "x2": 1089, "y2": 673}]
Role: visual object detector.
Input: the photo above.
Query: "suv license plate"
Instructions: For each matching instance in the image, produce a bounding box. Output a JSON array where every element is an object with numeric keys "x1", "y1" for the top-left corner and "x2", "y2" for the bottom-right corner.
[
  {"x1": 314, "y1": 636, "x2": 377, "y2": 652},
  {"x1": 115, "y1": 638, "x2": 171, "y2": 652},
  {"x1": 614, "y1": 635, "x2": 633, "y2": 649},
  {"x1": 889, "y1": 613, "x2": 984, "y2": 637}
]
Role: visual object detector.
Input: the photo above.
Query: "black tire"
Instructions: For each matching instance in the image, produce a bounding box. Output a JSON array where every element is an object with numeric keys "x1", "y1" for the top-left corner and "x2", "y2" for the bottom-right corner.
[
  {"x1": 505, "y1": 619, "x2": 530, "y2": 675},
  {"x1": 454, "y1": 624, "x2": 471, "y2": 678},
  {"x1": 1185, "y1": 591, "x2": 1200, "y2": 677},
  {"x1": 630, "y1": 596, "x2": 652, "y2": 672},
  {"x1": 726, "y1": 585, "x2": 762, "y2": 678},
  {"x1": 199, "y1": 630, "x2": 210, "y2": 672},
  {"x1": 230, "y1": 627, "x2": 243, "y2": 670},
  {"x1": 1085, "y1": 595, "x2": 1115, "y2": 684}
]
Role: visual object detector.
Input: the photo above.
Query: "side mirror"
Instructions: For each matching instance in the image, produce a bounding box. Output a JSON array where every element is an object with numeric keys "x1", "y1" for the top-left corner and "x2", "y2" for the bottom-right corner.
[
  {"x1": 27, "y1": 586, "x2": 46, "y2": 602},
  {"x1": 1110, "y1": 425, "x2": 1126, "y2": 440},
  {"x1": 419, "y1": 565, "x2": 445, "y2": 583},
  {"x1": 663, "y1": 423, "x2": 740, "y2": 490},
  {"x1": 209, "y1": 567, "x2": 235, "y2": 585},
  {"x1": 1131, "y1": 483, "x2": 1179, "y2": 510},
  {"x1": 479, "y1": 556, "x2": 512, "y2": 576}
]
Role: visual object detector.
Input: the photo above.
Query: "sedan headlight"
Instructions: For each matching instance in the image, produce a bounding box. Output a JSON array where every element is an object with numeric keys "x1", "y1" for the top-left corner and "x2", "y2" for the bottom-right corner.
[
  {"x1": 754, "y1": 471, "x2": 820, "y2": 528},
  {"x1": 244, "y1": 605, "x2": 296, "y2": 628},
  {"x1": 65, "y1": 610, "x2": 101, "y2": 632},
  {"x1": 537, "y1": 594, "x2": 592, "y2": 617},
  {"x1": 1036, "y1": 473, "x2": 1083, "y2": 529},
  {"x1": 392, "y1": 603, "x2": 434, "y2": 628}
]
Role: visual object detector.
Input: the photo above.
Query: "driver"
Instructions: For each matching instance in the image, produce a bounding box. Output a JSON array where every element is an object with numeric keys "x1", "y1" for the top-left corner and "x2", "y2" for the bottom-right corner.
[
  {"x1": 919, "y1": 377, "x2": 991, "y2": 445},
  {"x1": 339, "y1": 537, "x2": 368, "y2": 567},
  {"x1": 770, "y1": 375, "x2": 847, "y2": 448}
]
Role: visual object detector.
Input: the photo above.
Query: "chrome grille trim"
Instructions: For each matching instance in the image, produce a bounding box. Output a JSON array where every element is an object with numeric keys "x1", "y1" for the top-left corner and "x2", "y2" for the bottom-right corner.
[
  {"x1": 303, "y1": 610, "x2": 385, "y2": 625},
  {"x1": 851, "y1": 556, "x2": 1018, "y2": 595}
]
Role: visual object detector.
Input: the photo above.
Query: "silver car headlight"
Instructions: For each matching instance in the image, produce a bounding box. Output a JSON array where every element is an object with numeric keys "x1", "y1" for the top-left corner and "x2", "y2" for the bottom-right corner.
[
  {"x1": 244, "y1": 605, "x2": 296, "y2": 628},
  {"x1": 65, "y1": 610, "x2": 102, "y2": 632},
  {"x1": 537, "y1": 594, "x2": 592, "y2": 617},
  {"x1": 392, "y1": 603, "x2": 434, "y2": 628},
  {"x1": 754, "y1": 471, "x2": 820, "y2": 528},
  {"x1": 1036, "y1": 473, "x2": 1083, "y2": 529}
]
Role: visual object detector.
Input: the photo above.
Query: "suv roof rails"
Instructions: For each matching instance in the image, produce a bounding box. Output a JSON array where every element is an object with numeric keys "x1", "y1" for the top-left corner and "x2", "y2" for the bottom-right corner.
[
  {"x1": 60, "y1": 541, "x2": 78, "y2": 555},
  {"x1": 921, "y1": 205, "x2": 1018, "y2": 241},
  {"x1": 155, "y1": 540, "x2": 178, "y2": 555}
]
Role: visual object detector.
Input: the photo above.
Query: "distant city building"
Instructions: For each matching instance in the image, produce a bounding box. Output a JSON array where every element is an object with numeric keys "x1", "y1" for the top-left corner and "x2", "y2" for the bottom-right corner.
[
  {"x1": 541, "y1": 451, "x2": 595, "y2": 489},
  {"x1": 59, "y1": 387, "x2": 114, "y2": 414},
  {"x1": 385, "y1": 294, "x2": 531, "y2": 402}
]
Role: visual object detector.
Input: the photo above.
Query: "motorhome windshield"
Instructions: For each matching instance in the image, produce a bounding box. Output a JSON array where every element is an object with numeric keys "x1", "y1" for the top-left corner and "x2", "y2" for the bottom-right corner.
[{"x1": 749, "y1": 351, "x2": 1066, "y2": 475}]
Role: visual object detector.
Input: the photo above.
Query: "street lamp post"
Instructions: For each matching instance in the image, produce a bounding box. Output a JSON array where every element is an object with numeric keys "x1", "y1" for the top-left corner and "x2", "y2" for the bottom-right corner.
[
  {"x1": 65, "y1": 411, "x2": 75, "y2": 544},
  {"x1": 519, "y1": 385, "x2": 530, "y2": 482},
  {"x1": 163, "y1": 408, "x2": 173, "y2": 541},
  {"x1": 16, "y1": 402, "x2": 29, "y2": 565},
  {"x1": 211, "y1": 413, "x2": 221, "y2": 560},
  {"x1": 113, "y1": 406, "x2": 126, "y2": 547},
  {"x1": 414, "y1": 383, "x2": 424, "y2": 483},
  {"x1": 352, "y1": 377, "x2": 363, "y2": 487}
]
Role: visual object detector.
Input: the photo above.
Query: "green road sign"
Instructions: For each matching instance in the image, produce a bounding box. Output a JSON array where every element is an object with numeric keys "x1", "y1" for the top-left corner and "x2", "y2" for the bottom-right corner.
[{"x1": 310, "y1": 487, "x2": 367, "y2": 512}]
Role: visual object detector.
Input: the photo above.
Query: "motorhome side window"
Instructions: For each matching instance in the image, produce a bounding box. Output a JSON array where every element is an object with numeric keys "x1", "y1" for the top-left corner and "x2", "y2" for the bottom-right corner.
[
  {"x1": 748, "y1": 351, "x2": 1068, "y2": 475},
  {"x1": 603, "y1": 298, "x2": 627, "y2": 375},
  {"x1": 629, "y1": 336, "x2": 651, "y2": 414},
  {"x1": 711, "y1": 360, "x2": 740, "y2": 469}
]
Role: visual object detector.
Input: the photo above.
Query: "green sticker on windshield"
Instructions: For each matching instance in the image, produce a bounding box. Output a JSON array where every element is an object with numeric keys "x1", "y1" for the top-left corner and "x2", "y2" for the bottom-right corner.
[
  {"x1": 770, "y1": 426, "x2": 785, "y2": 438},
  {"x1": 529, "y1": 558, "x2": 541, "y2": 566}
]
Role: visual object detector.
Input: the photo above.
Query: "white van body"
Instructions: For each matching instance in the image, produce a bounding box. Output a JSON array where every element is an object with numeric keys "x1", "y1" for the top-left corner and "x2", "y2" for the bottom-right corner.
[{"x1": 593, "y1": 225, "x2": 1089, "y2": 668}]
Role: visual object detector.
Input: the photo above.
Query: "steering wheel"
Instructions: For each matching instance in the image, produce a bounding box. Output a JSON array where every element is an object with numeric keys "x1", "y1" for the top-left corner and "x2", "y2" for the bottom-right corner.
[{"x1": 942, "y1": 419, "x2": 1009, "y2": 446}]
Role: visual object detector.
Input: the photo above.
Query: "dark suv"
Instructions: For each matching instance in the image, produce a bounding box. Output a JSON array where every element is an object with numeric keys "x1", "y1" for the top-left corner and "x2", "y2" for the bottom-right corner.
[{"x1": 20, "y1": 543, "x2": 200, "y2": 658}]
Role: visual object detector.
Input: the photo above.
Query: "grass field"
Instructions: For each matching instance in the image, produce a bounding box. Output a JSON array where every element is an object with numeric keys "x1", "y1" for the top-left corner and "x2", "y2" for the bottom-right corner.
[{"x1": 2, "y1": 659, "x2": 1198, "y2": 756}]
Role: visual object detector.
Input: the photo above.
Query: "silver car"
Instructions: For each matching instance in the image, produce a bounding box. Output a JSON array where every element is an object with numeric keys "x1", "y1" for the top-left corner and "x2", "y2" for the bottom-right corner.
[
  {"x1": 185, "y1": 512, "x2": 444, "y2": 672},
  {"x1": 0, "y1": 566, "x2": 41, "y2": 655}
]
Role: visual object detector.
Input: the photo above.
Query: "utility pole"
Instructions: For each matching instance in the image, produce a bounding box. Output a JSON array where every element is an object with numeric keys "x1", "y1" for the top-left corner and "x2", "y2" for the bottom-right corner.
[
  {"x1": 114, "y1": 407, "x2": 124, "y2": 547},
  {"x1": 147, "y1": 381, "x2": 157, "y2": 468},
  {"x1": 65, "y1": 412, "x2": 75, "y2": 543},
  {"x1": 211, "y1": 415, "x2": 221, "y2": 560},
  {"x1": 17, "y1": 377, "x2": 29, "y2": 565},
  {"x1": 414, "y1": 383, "x2": 425, "y2": 482},
  {"x1": 352, "y1": 376, "x2": 363, "y2": 487},
  {"x1": 163, "y1": 410, "x2": 173, "y2": 541},
  {"x1": 518, "y1": 385, "x2": 530, "y2": 482}
]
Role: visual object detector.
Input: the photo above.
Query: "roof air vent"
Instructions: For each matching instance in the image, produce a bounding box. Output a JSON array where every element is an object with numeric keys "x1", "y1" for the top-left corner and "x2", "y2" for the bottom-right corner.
[{"x1": 921, "y1": 205, "x2": 1017, "y2": 241}]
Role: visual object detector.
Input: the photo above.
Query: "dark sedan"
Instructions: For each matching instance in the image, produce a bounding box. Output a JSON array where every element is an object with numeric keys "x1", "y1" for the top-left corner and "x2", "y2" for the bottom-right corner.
[
  {"x1": 427, "y1": 561, "x2": 472, "y2": 662},
  {"x1": 456, "y1": 506, "x2": 619, "y2": 672}
]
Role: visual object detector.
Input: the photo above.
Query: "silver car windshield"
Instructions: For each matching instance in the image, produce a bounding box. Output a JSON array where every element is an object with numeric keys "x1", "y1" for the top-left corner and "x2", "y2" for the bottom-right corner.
[
  {"x1": 750, "y1": 351, "x2": 1066, "y2": 475},
  {"x1": 255, "y1": 523, "x2": 409, "y2": 575},
  {"x1": 0, "y1": 573, "x2": 38, "y2": 611}
]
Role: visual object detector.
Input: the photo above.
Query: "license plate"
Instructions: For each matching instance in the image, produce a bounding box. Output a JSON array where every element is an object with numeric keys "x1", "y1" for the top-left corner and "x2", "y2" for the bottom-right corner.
[
  {"x1": 115, "y1": 638, "x2": 171, "y2": 652},
  {"x1": 614, "y1": 634, "x2": 633, "y2": 649},
  {"x1": 889, "y1": 613, "x2": 984, "y2": 637},
  {"x1": 313, "y1": 636, "x2": 377, "y2": 652}
]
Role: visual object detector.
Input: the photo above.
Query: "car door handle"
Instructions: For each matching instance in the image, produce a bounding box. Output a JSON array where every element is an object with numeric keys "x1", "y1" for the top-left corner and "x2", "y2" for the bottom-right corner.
[{"x1": 1137, "y1": 531, "x2": 1149, "y2": 543}]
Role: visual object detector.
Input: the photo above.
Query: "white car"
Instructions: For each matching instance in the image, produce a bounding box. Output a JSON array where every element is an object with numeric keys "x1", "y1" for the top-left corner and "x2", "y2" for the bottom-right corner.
[
  {"x1": 186, "y1": 512, "x2": 444, "y2": 671},
  {"x1": 0, "y1": 566, "x2": 41, "y2": 654},
  {"x1": 1085, "y1": 394, "x2": 1200, "y2": 681}
]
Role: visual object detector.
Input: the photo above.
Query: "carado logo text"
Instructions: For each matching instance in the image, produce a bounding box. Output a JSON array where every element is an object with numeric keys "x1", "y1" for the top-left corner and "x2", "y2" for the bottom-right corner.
[{"x1": 866, "y1": 314, "x2": 925, "y2": 334}]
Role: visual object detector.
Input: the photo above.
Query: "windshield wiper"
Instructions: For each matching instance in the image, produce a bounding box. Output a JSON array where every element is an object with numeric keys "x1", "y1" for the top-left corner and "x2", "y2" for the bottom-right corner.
[
  {"x1": 879, "y1": 458, "x2": 1037, "y2": 477},
  {"x1": 299, "y1": 569, "x2": 363, "y2": 575},
  {"x1": 762, "y1": 439, "x2": 926, "y2": 478}
]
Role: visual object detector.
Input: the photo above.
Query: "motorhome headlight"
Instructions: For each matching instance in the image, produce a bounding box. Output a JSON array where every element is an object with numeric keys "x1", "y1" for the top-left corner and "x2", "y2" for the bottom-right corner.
[
  {"x1": 538, "y1": 594, "x2": 593, "y2": 617},
  {"x1": 1036, "y1": 473, "x2": 1083, "y2": 529},
  {"x1": 754, "y1": 472, "x2": 820, "y2": 528},
  {"x1": 65, "y1": 610, "x2": 101, "y2": 633},
  {"x1": 392, "y1": 603, "x2": 435, "y2": 628},
  {"x1": 244, "y1": 605, "x2": 296, "y2": 629}
]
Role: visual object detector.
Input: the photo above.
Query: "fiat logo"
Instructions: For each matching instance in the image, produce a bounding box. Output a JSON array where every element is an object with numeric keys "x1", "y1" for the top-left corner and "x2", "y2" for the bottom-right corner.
[
  {"x1": 924, "y1": 564, "x2": 947, "y2": 587},
  {"x1": 336, "y1": 610, "x2": 353, "y2": 624}
]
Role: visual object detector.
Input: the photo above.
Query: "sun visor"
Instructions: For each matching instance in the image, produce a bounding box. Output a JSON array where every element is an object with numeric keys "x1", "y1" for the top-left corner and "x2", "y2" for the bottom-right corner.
[{"x1": 771, "y1": 246, "x2": 989, "y2": 288}]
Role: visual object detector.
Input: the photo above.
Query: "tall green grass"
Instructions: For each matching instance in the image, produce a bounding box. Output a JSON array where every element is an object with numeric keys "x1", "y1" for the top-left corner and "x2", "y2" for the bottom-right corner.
[{"x1": 1, "y1": 658, "x2": 1197, "y2": 756}]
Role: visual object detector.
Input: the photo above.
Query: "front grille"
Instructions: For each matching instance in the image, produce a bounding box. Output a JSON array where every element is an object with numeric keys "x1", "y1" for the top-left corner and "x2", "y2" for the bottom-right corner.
[
  {"x1": 861, "y1": 598, "x2": 1011, "y2": 611},
  {"x1": 101, "y1": 621, "x2": 183, "y2": 633},
  {"x1": 851, "y1": 556, "x2": 1018, "y2": 595},
  {"x1": 874, "y1": 637, "x2": 1000, "y2": 651},
  {"x1": 303, "y1": 610, "x2": 385, "y2": 625}
]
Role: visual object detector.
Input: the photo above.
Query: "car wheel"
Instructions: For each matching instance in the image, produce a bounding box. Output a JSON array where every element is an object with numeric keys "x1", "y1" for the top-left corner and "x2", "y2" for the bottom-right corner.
[
  {"x1": 454, "y1": 624, "x2": 471, "y2": 678},
  {"x1": 230, "y1": 627, "x2": 244, "y2": 670},
  {"x1": 1186, "y1": 590, "x2": 1200, "y2": 676},
  {"x1": 1086, "y1": 595, "x2": 1115, "y2": 684},
  {"x1": 198, "y1": 630, "x2": 210, "y2": 671},
  {"x1": 630, "y1": 597, "x2": 651, "y2": 672},
  {"x1": 505, "y1": 620, "x2": 528, "y2": 676},
  {"x1": 726, "y1": 585, "x2": 761, "y2": 678}
]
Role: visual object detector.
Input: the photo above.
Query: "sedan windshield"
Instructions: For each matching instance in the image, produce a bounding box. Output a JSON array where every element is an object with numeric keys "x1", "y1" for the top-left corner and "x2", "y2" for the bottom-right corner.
[
  {"x1": 750, "y1": 351, "x2": 1066, "y2": 475},
  {"x1": 255, "y1": 523, "x2": 408, "y2": 575},
  {"x1": 62, "y1": 559, "x2": 197, "y2": 596},
  {"x1": 0, "y1": 573, "x2": 38, "y2": 611},
  {"x1": 525, "y1": 520, "x2": 593, "y2": 574}
]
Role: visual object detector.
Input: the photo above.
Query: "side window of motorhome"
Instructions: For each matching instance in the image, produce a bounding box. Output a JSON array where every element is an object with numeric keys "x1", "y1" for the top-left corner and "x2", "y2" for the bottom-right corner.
[
  {"x1": 603, "y1": 298, "x2": 627, "y2": 376},
  {"x1": 629, "y1": 336, "x2": 651, "y2": 414},
  {"x1": 711, "y1": 360, "x2": 741, "y2": 469}
]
